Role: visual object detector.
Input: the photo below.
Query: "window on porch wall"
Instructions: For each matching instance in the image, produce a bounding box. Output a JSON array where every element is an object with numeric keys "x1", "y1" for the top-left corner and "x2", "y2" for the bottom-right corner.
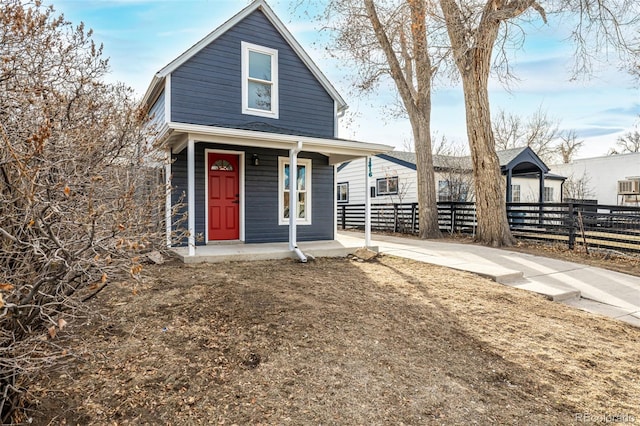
[
  {"x1": 512, "y1": 184, "x2": 521, "y2": 202},
  {"x1": 279, "y1": 157, "x2": 312, "y2": 225}
]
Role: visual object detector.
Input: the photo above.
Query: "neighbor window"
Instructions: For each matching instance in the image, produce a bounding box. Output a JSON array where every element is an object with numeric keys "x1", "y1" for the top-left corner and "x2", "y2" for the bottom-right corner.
[
  {"x1": 279, "y1": 157, "x2": 311, "y2": 225},
  {"x1": 439, "y1": 180, "x2": 469, "y2": 202},
  {"x1": 438, "y1": 180, "x2": 451, "y2": 202},
  {"x1": 544, "y1": 186, "x2": 554, "y2": 202},
  {"x1": 376, "y1": 176, "x2": 398, "y2": 196},
  {"x1": 242, "y1": 41, "x2": 278, "y2": 118},
  {"x1": 512, "y1": 184, "x2": 521, "y2": 202},
  {"x1": 337, "y1": 182, "x2": 349, "y2": 203}
]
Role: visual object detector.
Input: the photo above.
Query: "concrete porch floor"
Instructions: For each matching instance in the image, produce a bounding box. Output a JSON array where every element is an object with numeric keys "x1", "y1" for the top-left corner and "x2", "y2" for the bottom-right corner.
[{"x1": 173, "y1": 233, "x2": 370, "y2": 263}]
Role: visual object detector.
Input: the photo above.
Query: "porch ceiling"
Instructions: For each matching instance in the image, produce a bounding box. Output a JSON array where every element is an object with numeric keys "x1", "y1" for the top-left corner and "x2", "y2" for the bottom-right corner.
[{"x1": 161, "y1": 122, "x2": 393, "y2": 164}]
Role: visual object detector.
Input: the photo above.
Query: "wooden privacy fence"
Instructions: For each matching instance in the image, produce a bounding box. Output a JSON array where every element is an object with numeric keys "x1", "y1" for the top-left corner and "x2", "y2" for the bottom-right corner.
[{"x1": 337, "y1": 202, "x2": 640, "y2": 253}]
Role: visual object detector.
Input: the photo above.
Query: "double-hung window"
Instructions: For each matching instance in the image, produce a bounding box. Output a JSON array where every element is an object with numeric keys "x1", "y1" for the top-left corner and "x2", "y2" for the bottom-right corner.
[
  {"x1": 438, "y1": 180, "x2": 451, "y2": 202},
  {"x1": 512, "y1": 184, "x2": 521, "y2": 202},
  {"x1": 376, "y1": 176, "x2": 398, "y2": 196},
  {"x1": 242, "y1": 42, "x2": 278, "y2": 118},
  {"x1": 544, "y1": 186, "x2": 554, "y2": 202},
  {"x1": 279, "y1": 157, "x2": 311, "y2": 225},
  {"x1": 337, "y1": 182, "x2": 349, "y2": 203}
]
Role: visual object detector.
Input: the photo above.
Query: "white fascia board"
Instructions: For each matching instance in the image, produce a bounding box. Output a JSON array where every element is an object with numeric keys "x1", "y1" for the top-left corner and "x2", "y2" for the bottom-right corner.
[
  {"x1": 166, "y1": 122, "x2": 392, "y2": 159},
  {"x1": 141, "y1": 75, "x2": 164, "y2": 110}
]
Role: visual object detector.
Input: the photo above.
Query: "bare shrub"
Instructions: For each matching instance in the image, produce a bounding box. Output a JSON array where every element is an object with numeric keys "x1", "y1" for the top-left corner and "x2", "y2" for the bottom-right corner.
[{"x1": 0, "y1": 1, "x2": 178, "y2": 421}]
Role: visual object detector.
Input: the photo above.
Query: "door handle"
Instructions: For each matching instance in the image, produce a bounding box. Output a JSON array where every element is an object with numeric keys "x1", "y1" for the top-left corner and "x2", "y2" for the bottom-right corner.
[{"x1": 232, "y1": 200, "x2": 239, "y2": 204}]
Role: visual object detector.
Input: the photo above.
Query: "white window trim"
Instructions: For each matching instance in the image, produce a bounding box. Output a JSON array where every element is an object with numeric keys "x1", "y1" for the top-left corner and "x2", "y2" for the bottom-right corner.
[
  {"x1": 241, "y1": 41, "x2": 279, "y2": 119},
  {"x1": 512, "y1": 184, "x2": 521, "y2": 202},
  {"x1": 278, "y1": 157, "x2": 311, "y2": 226}
]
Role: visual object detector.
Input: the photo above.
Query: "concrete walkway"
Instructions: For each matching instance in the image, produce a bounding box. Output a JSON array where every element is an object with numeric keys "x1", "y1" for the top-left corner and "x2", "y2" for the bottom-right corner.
[{"x1": 337, "y1": 231, "x2": 640, "y2": 327}]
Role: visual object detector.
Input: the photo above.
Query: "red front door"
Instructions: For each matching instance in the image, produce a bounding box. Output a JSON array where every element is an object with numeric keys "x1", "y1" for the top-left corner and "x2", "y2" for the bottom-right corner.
[{"x1": 208, "y1": 153, "x2": 239, "y2": 240}]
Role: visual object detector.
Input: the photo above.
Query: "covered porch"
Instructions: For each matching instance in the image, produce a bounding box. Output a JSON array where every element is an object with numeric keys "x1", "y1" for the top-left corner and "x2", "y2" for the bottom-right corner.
[
  {"x1": 172, "y1": 232, "x2": 371, "y2": 264},
  {"x1": 162, "y1": 122, "x2": 393, "y2": 261}
]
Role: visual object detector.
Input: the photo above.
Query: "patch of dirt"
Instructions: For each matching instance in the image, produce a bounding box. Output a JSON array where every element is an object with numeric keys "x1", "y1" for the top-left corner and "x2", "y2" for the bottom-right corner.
[
  {"x1": 27, "y1": 256, "x2": 640, "y2": 425},
  {"x1": 507, "y1": 240, "x2": 640, "y2": 277}
]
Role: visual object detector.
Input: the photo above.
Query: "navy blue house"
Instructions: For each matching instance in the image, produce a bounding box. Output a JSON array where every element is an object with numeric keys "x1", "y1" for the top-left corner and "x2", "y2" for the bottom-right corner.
[{"x1": 142, "y1": 0, "x2": 391, "y2": 256}]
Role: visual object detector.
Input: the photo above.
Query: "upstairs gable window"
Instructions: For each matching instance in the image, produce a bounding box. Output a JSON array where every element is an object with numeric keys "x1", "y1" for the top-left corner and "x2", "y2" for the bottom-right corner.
[{"x1": 242, "y1": 41, "x2": 278, "y2": 119}]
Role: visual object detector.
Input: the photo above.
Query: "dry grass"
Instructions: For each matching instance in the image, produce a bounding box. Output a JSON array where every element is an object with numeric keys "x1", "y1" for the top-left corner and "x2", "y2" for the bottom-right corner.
[{"x1": 28, "y1": 255, "x2": 640, "y2": 425}]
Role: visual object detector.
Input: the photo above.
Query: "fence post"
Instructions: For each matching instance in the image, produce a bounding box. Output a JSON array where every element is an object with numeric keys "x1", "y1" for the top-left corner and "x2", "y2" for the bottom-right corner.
[
  {"x1": 411, "y1": 203, "x2": 417, "y2": 234},
  {"x1": 341, "y1": 205, "x2": 346, "y2": 230},
  {"x1": 393, "y1": 204, "x2": 399, "y2": 233},
  {"x1": 567, "y1": 203, "x2": 575, "y2": 250},
  {"x1": 451, "y1": 203, "x2": 456, "y2": 233}
]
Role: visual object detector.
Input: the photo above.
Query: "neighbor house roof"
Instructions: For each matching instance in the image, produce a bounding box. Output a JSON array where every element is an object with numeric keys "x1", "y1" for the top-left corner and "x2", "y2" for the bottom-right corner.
[
  {"x1": 497, "y1": 146, "x2": 550, "y2": 175},
  {"x1": 141, "y1": 0, "x2": 347, "y2": 113},
  {"x1": 380, "y1": 151, "x2": 473, "y2": 170},
  {"x1": 367, "y1": 146, "x2": 560, "y2": 178}
]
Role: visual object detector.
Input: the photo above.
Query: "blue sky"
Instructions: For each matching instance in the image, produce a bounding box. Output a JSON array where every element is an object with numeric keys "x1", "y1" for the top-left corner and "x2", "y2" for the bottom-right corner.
[{"x1": 52, "y1": 0, "x2": 639, "y2": 160}]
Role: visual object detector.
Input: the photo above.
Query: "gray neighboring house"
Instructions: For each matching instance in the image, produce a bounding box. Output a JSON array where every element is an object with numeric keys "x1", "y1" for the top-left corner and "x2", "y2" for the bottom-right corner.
[
  {"x1": 142, "y1": 0, "x2": 391, "y2": 255},
  {"x1": 337, "y1": 146, "x2": 565, "y2": 205}
]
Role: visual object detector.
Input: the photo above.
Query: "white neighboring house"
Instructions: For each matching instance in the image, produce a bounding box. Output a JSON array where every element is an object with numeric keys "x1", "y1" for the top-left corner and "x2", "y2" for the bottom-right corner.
[
  {"x1": 550, "y1": 152, "x2": 640, "y2": 206},
  {"x1": 337, "y1": 147, "x2": 565, "y2": 205}
]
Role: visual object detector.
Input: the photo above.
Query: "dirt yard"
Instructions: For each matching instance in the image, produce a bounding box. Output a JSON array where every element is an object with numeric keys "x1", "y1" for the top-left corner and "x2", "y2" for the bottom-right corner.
[{"x1": 28, "y1": 254, "x2": 640, "y2": 425}]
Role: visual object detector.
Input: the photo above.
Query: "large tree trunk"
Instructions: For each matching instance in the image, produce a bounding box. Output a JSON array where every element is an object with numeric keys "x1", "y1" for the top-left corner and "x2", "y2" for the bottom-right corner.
[
  {"x1": 460, "y1": 70, "x2": 514, "y2": 246},
  {"x1": 410, "y1": 107, "x2": 441, "y2": 239},
  {"x1": 364, "y1": 0, "x2": 440, "y2": 239},
  {"x1": 439, "y1": 0, "x2": 514, "y2": 247}
]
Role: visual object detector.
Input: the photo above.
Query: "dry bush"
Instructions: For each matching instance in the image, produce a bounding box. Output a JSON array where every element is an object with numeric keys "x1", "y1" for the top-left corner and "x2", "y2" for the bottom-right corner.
[{"x1": 0, "y1": 1, "x2": 179, "y2": 422}]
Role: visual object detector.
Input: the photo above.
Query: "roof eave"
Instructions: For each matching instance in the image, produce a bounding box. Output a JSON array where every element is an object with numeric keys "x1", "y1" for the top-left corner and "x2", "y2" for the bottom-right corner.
[
  {"x1": 141, "y1": 75, "x2": 164, "y2": 109},
  {"x1": 165, "y1": 122, "x2": 392, "y2": 162}
]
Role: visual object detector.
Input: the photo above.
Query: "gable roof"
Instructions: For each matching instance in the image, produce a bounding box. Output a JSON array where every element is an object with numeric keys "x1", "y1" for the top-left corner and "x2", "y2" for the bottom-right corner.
[
  {"x1": 497, "y1": 146, "x2": 549, "y2": 174},
  {"x1": 142, "y1": 0, "x2": 347, "y2": 113}
]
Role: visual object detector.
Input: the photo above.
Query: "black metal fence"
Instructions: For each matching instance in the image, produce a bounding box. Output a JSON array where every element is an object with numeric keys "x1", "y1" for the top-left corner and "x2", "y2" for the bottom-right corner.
[{"x1": 337, "y1": 202, "x2": 640, "y2": 253}]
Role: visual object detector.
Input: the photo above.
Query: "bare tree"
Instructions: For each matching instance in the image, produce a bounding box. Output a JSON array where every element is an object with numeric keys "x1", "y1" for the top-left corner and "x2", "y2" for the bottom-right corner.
[
  {"x1": 311, "y1": 0, "x2": 442, "y2": 238},
  {"x1": 0, "y1": 2, "x2": 179, "y2": 421},
  {"x1": 438, "y1": 0, "x2": 640, "y2": 246},
  {"x1": 432, "y1": 136, "x2": 474, "y2": 202},
  {"x1": 609, "y1": 127, "x2": 640, "y2": 155},
  {"x1": 492, "y1": 106, "x2": 561, "y2": 163},
  {"x1": 557, "y1": 130, "x2": 584, "y2": 163},
  {"x1": 563, "y1": 172, "x2": 595, "y2": 202}
]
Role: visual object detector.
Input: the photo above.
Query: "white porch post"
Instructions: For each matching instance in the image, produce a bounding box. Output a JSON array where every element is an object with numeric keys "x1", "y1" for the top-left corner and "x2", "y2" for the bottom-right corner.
[
  {"x1": 288, "y1": 142, "x2": 307, "y2": 261},
  {"x1": 165, "y1": 148, "x2": 172, "y2": 248},
  {"x1": 187, "y1": 138, "x2": 196, "y2": 256},
  {"x1": 364, "y1": 156, "x2": 371, "y2": 247},
  {"x1": 289, "y1": 150, "x2": 297, "y2": 250},
  {"x1": 289, "y1": 141, "x2": 302, "y2": 250}
]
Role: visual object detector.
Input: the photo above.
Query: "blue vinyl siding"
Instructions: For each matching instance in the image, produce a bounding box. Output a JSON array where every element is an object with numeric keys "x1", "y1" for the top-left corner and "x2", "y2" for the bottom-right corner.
[
  {"x1": 170, "y1": 143, "x2": 334, "y2": 245},
  {"x1": 170, "y1": 9, "x2": 335, "y2": 139},
  {"x1": 148, "y1": 90, "x2": 165, "y2": 128}
]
